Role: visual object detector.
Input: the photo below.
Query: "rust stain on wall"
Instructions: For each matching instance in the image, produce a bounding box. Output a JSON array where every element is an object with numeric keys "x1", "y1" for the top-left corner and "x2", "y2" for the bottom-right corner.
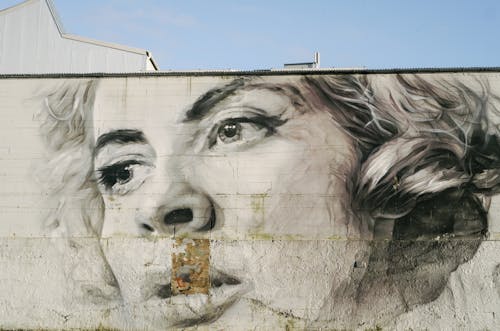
[{"x1": 172, "y1": 238, "x2": 210, "y2": 295}]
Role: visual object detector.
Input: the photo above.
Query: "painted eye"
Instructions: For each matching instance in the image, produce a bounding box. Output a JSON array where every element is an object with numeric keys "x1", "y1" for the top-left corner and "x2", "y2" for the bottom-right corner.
[
  {"x1": 208, "y1": 114, "x2": 287, "y2": 150},
  {"x1": 98, "y1": 161, "x2": 136, "y2": 188},
  {"x1": 212, "y1": 118, "x2": 272, "y2": 148},
  {"x1": 217, "y1": 122, "x2": 242, "y2": 143},
  {"x1": 97, "y1": 160, "x2": 153, "y2": 195},
  {"x1": 114, "y1": 165, "x2": 133, "y2": 184}
]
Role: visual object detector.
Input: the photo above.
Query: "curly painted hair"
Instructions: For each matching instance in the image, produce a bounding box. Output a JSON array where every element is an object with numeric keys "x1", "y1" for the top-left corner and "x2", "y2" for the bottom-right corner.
[{"x1": 300, "y1": 73, "x2": 500, "y2": 309}]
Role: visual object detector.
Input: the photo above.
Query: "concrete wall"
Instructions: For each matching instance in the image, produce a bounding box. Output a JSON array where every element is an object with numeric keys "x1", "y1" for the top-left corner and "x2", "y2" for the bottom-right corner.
[{"x1": 0, "y1": 72, "x2": 499, "y2": 330}]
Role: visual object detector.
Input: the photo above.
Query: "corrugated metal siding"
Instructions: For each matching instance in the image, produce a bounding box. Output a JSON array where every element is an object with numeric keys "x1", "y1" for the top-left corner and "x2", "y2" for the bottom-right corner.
[{"x1": 0, "y1": 0, "x2": 151, "y2": 73}]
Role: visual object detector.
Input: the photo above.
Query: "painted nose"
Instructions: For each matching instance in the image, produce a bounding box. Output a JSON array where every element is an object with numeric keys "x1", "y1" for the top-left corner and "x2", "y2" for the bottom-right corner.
[
  {"x1": 148, "y1": 193, "x2": 216, "y2": 235},
  {"x1": 163, "y1": 207, "x2": 216, "y2": 232},
  {"x1": 164, "y1": 208, "x2": 194, "y2": 225}
]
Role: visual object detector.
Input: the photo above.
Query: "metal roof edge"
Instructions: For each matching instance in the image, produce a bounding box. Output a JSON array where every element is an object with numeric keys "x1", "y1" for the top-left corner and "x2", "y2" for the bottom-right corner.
[
  {"x1": 45, "y1": 0, "x2": 65, "y2": 34},
  {"x1": 0, "y1": 0, "x2": 66, "y2": 34},
  {"x1": 2, "y1": 66, "x2": 500, "y2": 79},
  {"x1": 61, "y1": 33, "x2": 149, "y2": 55},
  {"x1": 48, "y1": 0, "x2": 155, "y2": 58},
  {"x1": 0, "y1": 0, "x2": 36, "y2": 15},
  {"x1": 0, "y1": 0, "x2": 65, "y2": 35}
]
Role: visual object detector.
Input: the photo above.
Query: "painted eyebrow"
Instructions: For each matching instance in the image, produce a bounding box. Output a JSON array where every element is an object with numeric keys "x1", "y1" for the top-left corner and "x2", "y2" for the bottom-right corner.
[
  {"x1": 95, "y1": 129, "x2": 147, "y2": 153},
  {"x1": 183, "y1": 78, "x2": 247, "y2": 122}
]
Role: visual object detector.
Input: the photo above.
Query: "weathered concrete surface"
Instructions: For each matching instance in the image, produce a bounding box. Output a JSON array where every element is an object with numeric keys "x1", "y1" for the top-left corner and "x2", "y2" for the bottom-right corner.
[
  {"x1": 172, "y1": 238, "x2": 210, "y2": 295},
  {"x1": 0, "y1": 73, "x2": 498, "y2": 330},
  {"x1": 1, "y1": 238, "x2": 499, "y2": 330}
]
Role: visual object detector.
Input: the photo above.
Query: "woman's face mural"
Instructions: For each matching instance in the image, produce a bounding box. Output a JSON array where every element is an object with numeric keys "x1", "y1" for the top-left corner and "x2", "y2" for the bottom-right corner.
[
  {"x1": 32, "y1": 73, "x2": 499, "y2": 330},
  {"x1": 92, "y1": 77, "x2": 366, "y2": 327}
]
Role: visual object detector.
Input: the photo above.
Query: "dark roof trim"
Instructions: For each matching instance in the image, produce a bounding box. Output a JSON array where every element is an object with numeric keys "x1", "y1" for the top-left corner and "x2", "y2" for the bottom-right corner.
[
  {"x1": 284, "y1": 62, "x2": 316, "y2": 66},
  {"x1": 146, "y1": 51, "x2": 160, "y2": 71},
  {"x1": 2, "y1": 66, "x2": 500, "y2": 79}
]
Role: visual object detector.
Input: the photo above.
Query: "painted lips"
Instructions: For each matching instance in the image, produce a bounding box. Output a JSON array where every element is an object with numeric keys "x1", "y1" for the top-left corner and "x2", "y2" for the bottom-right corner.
[
  {"x1": 136, "y1": 268, "x2": 251, "y2": 327},
  {"x1": 155, "y1": 268, "x2": 248, "y2": 300}
]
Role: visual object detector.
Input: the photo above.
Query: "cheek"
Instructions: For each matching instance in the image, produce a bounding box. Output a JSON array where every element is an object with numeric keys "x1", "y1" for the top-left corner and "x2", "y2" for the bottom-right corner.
[
  {"x1": 99, "y1": 238, "x2": 145, "y2": 301},
  {"x1": 100, "y1": 237, "x2": 173, "y2": 303},
  {"x1": 99, "y1": 178, "x2": 161, "y2": 237},
  {"x1": 239, "y1": 240, "x2": 365, "y2": 321},
  {"x1": 263, "y1": 142, "x2": 355, "y2": 237},
  {"x1": 184, "y1": 139, "x2": 300, "y2": 237},
  {"x1": 183, "y1": 112, "x2": 358, "y2": 239},
  {"x1": 267, "y1": 113, "x2": 357, "y2": 237},
  {"x1": 100, "y1": 194, "x2": 137, "y2": 237},
  {"x1": 185, "y1": 137, "x2": 355, "y2": 238}
]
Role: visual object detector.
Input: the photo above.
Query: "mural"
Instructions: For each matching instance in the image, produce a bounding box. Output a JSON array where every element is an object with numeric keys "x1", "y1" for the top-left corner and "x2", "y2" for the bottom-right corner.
[{"x1": 2, "y1": 72, "x2": 499, "y2": 329}]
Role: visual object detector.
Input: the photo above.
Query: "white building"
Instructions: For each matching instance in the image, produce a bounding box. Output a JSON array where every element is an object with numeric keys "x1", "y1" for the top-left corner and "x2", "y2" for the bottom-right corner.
[{"x1": 0, "y1": 0, "x2": 159, "y2": 73}]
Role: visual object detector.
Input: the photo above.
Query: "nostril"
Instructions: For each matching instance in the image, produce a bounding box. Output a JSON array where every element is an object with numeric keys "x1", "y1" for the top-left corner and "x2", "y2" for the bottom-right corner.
[
  {"x1": 141, "y1": 223, "x2": 155, "y2": 232},
  {"x1": 164, "y1": 208, "x2": 193, "y2": 225}
]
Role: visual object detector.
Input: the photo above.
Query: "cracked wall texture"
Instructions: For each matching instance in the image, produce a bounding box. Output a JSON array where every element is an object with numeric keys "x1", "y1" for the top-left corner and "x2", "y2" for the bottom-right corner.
[{"x1": 0, "y1": 72, "x2": 499, "y2": 330}]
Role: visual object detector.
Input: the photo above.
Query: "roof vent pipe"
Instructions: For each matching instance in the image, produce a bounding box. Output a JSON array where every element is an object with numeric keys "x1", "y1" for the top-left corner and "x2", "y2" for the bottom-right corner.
[{"x1": 314, "y1": 52, "x2": 320, "y2": 68}]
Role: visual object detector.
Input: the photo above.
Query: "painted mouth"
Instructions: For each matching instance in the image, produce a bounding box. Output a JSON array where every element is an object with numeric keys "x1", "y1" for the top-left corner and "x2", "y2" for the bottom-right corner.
[
  {"x1": 154, "y1": 268, "x2": 246, "y2": 300},
  {"x1": 130, "y1": 268, "x2": 251, "y2": 329},
  {"x1": 141, "y1": 268, "x2": 250, "y2": 327}
]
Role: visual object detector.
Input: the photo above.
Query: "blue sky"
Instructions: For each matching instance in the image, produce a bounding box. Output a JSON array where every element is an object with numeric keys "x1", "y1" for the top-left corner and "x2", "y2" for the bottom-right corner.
[{"x1": 2, "y1": 0, "x2": 500, "y2": 70}]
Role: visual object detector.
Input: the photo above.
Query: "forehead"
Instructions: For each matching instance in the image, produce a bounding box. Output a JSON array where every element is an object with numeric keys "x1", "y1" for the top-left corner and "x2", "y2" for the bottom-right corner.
[
  {"x1": 93, "y1": 77, "x2": 216, "y2": 132},
  {"x1": 92, "y1": 76, "x2": 301, "y2": 132}
]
